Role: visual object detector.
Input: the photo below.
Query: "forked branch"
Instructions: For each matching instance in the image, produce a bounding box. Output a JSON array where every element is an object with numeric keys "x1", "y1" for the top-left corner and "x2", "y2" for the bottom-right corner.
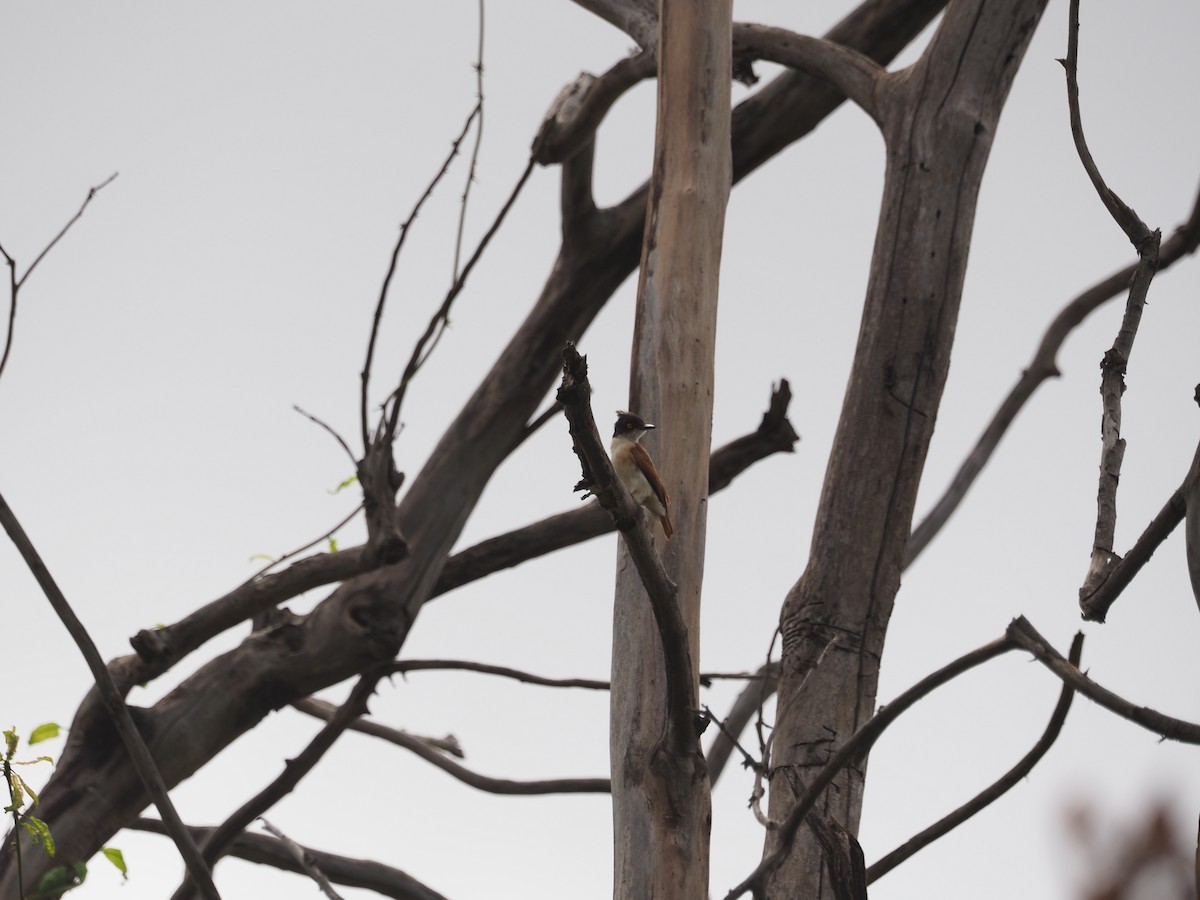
[
  {"x1": 1061, "y1": 0, "x2": 1162, "y2": 602},
  {"x1": 866, "y1": 633, "x2": 1083, "y2": 882}
]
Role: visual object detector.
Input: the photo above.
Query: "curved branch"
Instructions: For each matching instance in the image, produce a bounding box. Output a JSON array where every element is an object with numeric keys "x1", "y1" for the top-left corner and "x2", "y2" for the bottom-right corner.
[
  {"x1": 1060, "y1": 0, "x2": 1153, "y2": 245},
  {"x1": 866, "y1": 633, "x2": 1083, "y2": 883},
  {"x1": 1007, "y1": 617, "x2": 1200, "y2": 743},
  {"x1": 533, "y1": 52, "x2": 656, "y2": 167},
  {"x1": 131, "y1": 818, "x2": 449, "y2": 900},
  {"x1": 294, "y1": 699, "x2": 462, "y2": 758},
  {"x1": 733, "y1": 24, "x2": 886, "y2": 126},
  {"x1": 569, "y1": 0, "x2": 658, "y2": 49}
]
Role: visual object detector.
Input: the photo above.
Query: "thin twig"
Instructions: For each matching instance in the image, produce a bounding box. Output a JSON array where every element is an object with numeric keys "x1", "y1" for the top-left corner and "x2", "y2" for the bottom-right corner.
[
  {"x1": 387, "y1": 658, "x2": 608, "y2": 690},
  {"x1": 866, "y1": 633, "x2": 1084, "y2": 883},
  {"x1": 360, "y1": 105, "x2": 481, "y2": 449},
  {"x1": 0, "y1": 491, "x2": 220, "y2": 900},
  {"x1": 0, "y1": 173, "x2": 118, "y2": 386},
  {"x1": 451, "y1": 0, "x2": 486, "y2": 282},
  {"x1": 382, "y1": 158, "x2": 535, "y2": 440},
  {"x1": 293, "y1": 404, "x2": 357, "y2": 465},
  {"x1": 291, "y1": 698, "x2": 609, "y2": 795},
  {"x1": 705, "y1": 662, "x2": 779, "y2": 787},
  {"x1": 702, "y1": 704, "x2": 764, "y2": 777},
  {"x1": 258, "y1": 819, "x2": 345, "y2": 900},
  {"x1": 244, "y1": 502, "x2": 364, "y2": 583}
]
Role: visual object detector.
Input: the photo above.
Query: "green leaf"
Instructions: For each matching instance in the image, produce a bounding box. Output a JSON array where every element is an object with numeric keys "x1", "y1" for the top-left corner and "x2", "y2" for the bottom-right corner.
[
  {"x1": 327, "y1": 537, "x2": 338, "y2": 553},
  {"x1": 28, "y1": 723, "x2": 61, "y2": 745},
  {"x1": 248, "y1": 553, "x2": 276, "y2": 563},
  {"x1": 7, "y1": 773, "x2": 25, "y2": 809},
  {"x1": 14, "y1": 773, "x2": 40, "y2": 806},
  {"x1": 4, "y1": 726, "x2": 17, "y2": 758},
  {"x1": 23, "y1": 814, "x2": 55, "y2": 856},
  {"x1": 100, "y1": 846, "x2": 128, "y2": 878},
  {"x1": 329, "y1": 474, "x2": 358, "y2": 494},
  {"x1": 16, "y1": 756, "x2": 54, "y2": 767}
]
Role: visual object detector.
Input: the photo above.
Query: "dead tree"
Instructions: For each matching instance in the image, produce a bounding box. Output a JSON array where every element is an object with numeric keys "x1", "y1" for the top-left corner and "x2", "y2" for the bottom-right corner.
[{"x1": 3, "y1": 1, "x2": 1200, "y2": 898}]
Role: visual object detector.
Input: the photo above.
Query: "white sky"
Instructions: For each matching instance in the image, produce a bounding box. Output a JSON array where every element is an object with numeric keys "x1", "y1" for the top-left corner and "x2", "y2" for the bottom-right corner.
[{"x1": 2, "y1": 2, "x2": 1199, "y2": 898}]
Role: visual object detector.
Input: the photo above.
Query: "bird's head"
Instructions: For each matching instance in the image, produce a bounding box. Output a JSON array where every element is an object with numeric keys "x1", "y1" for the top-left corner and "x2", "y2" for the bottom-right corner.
[{"x1": 613, "y1": 410, "x2": 655, "y2": 441}]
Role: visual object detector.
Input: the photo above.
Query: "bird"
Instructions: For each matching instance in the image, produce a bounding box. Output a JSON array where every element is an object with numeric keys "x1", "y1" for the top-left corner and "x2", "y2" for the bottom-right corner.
[{"x1": 610, "y1": 410, "x2": 673, "y2": 539}]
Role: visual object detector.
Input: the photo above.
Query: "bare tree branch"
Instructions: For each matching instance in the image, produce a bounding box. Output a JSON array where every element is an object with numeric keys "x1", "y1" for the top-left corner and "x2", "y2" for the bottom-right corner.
[
  {"x1": 451, "y1": 0, "x2": 486, "y2": 283},
  {"x1": 258, "y1": 819, "x2": 344, "y2": 900},
  {"x1": 387, "y1": 658, "x2": 609, "y2": 690},
  {"x1": 1080, "y1": 478, "x2": 1189, "y2": 623},
  {"x1": 725, "y1": 635, "x2": 1019, "y2": 899},
  {"x1": 292, "y1": 698, "x2": 609, "y2": 795},
  {"x1": 533, "y1": 52, "x2": 656, "y2": 167},
  {"x1": 732, "y1": 25, "x2": 886, "y2": 126},
  {"x1": 172, "y1": 670, "x2": 388, "y2": 900},
  {"x1": 569, "y1": 0, "x2": 658, "y2": 48},
  {"x1": 557, "y1": 343, "x2": 697, "y2": 755},
  {"x1": 382, "y1": 158, "x2": 536, "y2": 440},
  {"x1": 1006, "y1": 617, "x2": 1200, "y2": 743},
  {"x1": 1187, "y1": 399, "x2": 1200, "y2": 615},
  {"x1": 294, "y1": 404, "x2": 358, "y2": 466},
  {"x1": 294, "y1": 699, "x2": 463, "y2": 758},
  {"x1": 0, "y1": 173, "x2": 118, "y2": 386},
  {"x1": 908, "y1": 181, "x2": 1200, "y2": 565},
  {"x1": 433, "y1": 379, "x2": 797, "y2": 596},
  {"x1": 0, "y1": 491, "x2": 220, "y2": 900},
  {"x1": 1060, "y1": 0, "x2": 1162, "y2": 603},
  {"x1": 131, "y1": 818, "x2": 450, "y2": 900},
  {"x1": 866, "y1": 633, "x2": 1083, "y2": 883},
  {"x1": 129, "y1": 541, "x2": 377, "y2": 672},
  {"x1": 705, "y1": 662, "x2": 778, "y2": 787},
  {"x1": 360, "y1": 104, "x2": 481, "y2": 449}
]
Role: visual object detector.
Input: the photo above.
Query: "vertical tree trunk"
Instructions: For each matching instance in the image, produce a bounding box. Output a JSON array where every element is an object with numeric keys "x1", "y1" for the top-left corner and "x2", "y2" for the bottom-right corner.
[
  {"x1": 765, "y1": 0, "x2": 1048, "y2": 895},
  {"x1": 609, "y1": 1, "x2": 731, "y2": 898}
]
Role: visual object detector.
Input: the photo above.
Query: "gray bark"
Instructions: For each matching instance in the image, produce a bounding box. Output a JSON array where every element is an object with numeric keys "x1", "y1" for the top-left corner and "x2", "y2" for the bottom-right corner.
[
  {"x1": 765, "y1": 0, "x2": 1049, "y2": 895},
  {"x1": 609, "y1": 0, "x2": 730, "y2": 897}
]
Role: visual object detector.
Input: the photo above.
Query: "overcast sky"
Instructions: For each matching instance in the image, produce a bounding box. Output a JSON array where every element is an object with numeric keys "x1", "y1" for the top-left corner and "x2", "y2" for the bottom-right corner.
[{"x1": 3, "y1": 2, "x2": 1199, "y2": 898}]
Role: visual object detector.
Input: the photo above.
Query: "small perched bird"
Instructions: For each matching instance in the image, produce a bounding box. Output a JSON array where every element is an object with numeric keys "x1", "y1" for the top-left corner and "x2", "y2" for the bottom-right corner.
[{"x1": 610, "y1": 410, "x2": 673, "y2": 539}]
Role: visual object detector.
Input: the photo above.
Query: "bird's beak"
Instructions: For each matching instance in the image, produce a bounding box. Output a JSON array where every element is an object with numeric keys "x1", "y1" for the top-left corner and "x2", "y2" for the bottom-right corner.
[{"x1": 643, "y1": 422, "x2": 656, "y2": 430}]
